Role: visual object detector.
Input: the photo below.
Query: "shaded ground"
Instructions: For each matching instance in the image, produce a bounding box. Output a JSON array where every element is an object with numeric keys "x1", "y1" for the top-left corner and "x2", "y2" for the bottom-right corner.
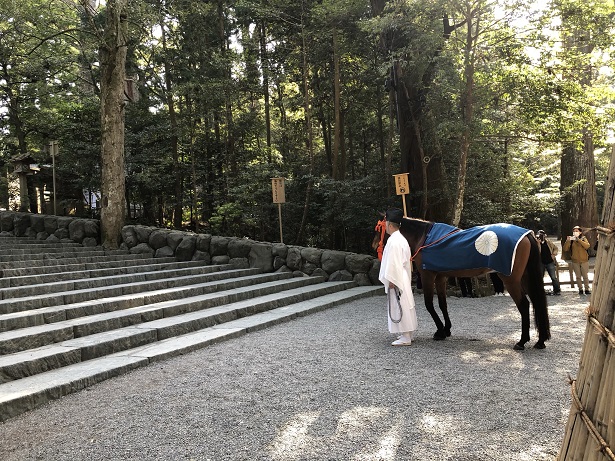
[{"x1": 0, "y1": 290, "x2": 589, "y2": 461}]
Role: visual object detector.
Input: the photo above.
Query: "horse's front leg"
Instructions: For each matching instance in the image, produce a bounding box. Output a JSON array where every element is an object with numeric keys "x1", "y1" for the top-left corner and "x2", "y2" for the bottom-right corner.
[
  {"x1": 435, "y1": 275, "x2": 451, "y2": 338},
  {"x1": 421, "y1": 272, "x2": 447, "y2": 340}
]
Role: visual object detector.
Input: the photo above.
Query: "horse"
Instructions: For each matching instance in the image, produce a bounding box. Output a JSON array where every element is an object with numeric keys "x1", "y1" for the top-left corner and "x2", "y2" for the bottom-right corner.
[{"x1": 372, "y1": 216, "x2": 550, "y2": 350}]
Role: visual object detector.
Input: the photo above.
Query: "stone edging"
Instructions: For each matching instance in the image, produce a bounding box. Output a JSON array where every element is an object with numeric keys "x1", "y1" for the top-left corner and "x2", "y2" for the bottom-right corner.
[
  {"x1": 121, "y1": 225, "x2": 381, "y2": 286},
  {"x1": 0, "y1": 211, "x2": 100, "y2": 246}
]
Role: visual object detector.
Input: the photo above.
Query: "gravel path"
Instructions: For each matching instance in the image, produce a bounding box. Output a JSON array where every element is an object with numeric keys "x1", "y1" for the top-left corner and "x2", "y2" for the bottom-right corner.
[{"x1": 0, "y1": 289, "x2": 588, "y2": 461}]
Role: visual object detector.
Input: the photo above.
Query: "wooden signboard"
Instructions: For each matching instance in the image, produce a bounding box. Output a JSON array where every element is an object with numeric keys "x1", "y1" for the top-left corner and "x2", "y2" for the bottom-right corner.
[
  {"x1": 271, "y1": 177, "x2": 285, "y2": 204},
  {"x1": 271, "y1": 177, "x2": 285, "y2": 242},
  {"x1": 393, "y1": 173, "x2": 410, "y2": 217}
]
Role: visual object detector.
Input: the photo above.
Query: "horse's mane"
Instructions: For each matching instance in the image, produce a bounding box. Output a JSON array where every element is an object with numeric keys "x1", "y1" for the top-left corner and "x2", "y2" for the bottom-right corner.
[{"x1": 400, "y1": 216, "x2": 432, "y2": 227}]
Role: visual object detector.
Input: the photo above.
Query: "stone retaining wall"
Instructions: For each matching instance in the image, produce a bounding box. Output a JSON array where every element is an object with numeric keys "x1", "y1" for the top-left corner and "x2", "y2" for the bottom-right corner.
[
  {"x1": 0, "y1": 211, "x2": 100, "y2": 246},
  {"x1": 0, "y1": 211, "x2": 382, "y2": 286},
  {"x1": 120, "y1": 225, "x2": 382, "y2": 286}
]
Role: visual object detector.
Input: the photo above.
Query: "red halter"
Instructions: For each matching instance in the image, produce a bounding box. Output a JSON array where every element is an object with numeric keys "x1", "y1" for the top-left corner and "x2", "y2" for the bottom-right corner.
[{"x1": 375, "y1": 219, "x2": 386, "y2": 261}]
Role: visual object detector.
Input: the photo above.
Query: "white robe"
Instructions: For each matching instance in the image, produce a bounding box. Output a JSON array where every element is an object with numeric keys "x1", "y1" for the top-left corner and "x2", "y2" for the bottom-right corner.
[{"x1": 378, "y1": 230, "x2": 418, "y2": 334}]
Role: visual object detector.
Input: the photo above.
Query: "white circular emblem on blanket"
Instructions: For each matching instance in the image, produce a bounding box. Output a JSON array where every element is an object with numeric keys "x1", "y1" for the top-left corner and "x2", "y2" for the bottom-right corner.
[{"x1": 475, "y1": 231, "x2": 499, "y2": 255}]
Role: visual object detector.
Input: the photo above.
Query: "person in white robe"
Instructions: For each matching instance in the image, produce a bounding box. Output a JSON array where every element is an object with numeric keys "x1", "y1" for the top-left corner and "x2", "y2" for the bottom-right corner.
[{"x1": 378, "y1": 208, "x2": 418, "y2": 346}]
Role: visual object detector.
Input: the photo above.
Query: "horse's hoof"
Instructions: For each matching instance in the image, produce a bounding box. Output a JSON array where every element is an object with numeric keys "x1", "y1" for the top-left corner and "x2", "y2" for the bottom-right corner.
[
  {"x1": 533, "y1": 341, "x2": 546, "y2": 350},
  {"x1": 445, "y1": 329, "x2": 451, "y2": 337},
  {"x1": 433, "y1": 331, "x2": 447, "y2": 341},
  {"x1": 513, "y1": 342, "x2": 525, "y2": 351}
]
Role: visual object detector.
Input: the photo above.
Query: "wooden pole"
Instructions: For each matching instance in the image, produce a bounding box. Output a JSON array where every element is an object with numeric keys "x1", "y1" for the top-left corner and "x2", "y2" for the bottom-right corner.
[
  {"x1": 558, "y1": 146, "x2": 615, "y2": 460},
  {"x1": 278, "y1": 203, "x2": 283, "y2": 243}
]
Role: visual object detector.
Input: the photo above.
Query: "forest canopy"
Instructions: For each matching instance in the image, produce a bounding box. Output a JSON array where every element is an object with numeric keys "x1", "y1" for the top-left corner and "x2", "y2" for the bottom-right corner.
[{"x1": 1, "y1": 0, "x2": 614, "y2": 252}]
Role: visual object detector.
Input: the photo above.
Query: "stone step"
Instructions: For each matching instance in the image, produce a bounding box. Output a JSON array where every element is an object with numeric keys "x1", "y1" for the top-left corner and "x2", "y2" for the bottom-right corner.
[
  {"x1": 0, "y1": 239, "x2": 82, "y2": 247},
  {"x1": 0, "y1": 268, "x2": 264, "y2": 333},
  {"x1": 0, "y1": 252, "x2": 160, "y2": 270},
  {"x1": 0, "y1": 279, "x2": 356, "y2": 383},
  {"x1": 0, "y1": 267, "x2": 265, "y2": 319},
  {"x1": 0, "y1": 256, "x2": 179, "y2": 278},
  {"x1": 0, "y1": 263, "x2": 231, "y2": 300},
  {"x1": 0, "y1": 285, "x2": 382, "y2": 422},
  {"x1": 0, "y1": 247, "x2": 125, "y2": 256},
  {"x1": 0, "y1": 259, "x2": 211, "y2": 289}
]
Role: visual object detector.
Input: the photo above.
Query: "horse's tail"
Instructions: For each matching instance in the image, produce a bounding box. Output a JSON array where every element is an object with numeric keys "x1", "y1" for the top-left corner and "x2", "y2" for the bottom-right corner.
[{"x1": 525, "y1": 234, "x2": 551, "y2": 341}]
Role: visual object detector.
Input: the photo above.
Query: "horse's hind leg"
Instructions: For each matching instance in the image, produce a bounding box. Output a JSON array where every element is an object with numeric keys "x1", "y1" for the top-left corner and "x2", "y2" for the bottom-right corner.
[
  {"x1": 505, "y1": 281, "x2": 531, "y2": 350},
  {"x1": 435, "y1": 275, "x2": 451, "y2": 337},
  {"x1": 421, "y1": 272, "x2": 447, "y2": 340}
]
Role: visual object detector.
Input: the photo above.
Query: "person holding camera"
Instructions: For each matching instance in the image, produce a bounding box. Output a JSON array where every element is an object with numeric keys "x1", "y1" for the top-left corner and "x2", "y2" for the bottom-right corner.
[
  {"x1": 537, "y1": 230, "x2": 560, "y2": 295},
  {"x1": 562, "y1": 226, "x2": 591, "y2": 295}
]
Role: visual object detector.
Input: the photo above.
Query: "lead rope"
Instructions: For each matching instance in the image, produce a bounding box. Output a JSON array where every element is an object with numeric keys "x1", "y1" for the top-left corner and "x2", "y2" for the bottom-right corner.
[{"x1": 388, "y1": 287, "x2": 403, "y2": 323}]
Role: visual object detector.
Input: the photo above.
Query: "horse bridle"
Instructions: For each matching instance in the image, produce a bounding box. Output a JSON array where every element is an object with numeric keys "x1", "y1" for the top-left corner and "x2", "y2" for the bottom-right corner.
[{"x1": 375, "y1": 218, "x2": 458, "y2": 263}]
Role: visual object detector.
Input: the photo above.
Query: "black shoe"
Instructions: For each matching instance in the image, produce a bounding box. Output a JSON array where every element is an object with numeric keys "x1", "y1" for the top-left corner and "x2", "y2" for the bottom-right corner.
[
  {"x1": 579, "y1": 290, "x2": 584, "y2": 295},
  {"x1": 585, "y1": 290, "x2": 591, "y2": 295},
  {"x1": 553, "y1": 291, "x2": 561, "y2": 296}
]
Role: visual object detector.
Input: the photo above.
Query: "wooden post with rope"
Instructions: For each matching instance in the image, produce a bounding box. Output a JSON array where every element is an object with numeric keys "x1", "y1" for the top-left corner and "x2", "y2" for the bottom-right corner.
[{"x1": 558, "y1": 147, "x2": 615, "y2": 460}]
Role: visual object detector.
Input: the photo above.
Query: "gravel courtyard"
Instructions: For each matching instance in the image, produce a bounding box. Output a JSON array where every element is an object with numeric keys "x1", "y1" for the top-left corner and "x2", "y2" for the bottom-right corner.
[{"x1": 0, "y1": 288, "x2": 589, "y2": 461}]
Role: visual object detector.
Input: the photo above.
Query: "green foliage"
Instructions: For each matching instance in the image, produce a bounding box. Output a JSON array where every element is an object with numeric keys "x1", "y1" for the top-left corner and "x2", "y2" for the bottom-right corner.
[{"x1": 1, "y1": 0, "x2": 614, "y2": 249}]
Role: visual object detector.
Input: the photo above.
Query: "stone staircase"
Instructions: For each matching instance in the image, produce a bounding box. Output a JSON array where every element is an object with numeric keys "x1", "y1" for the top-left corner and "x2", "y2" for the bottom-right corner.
[{"x1": 0, "y1": 237, "x2": 382, "y2": 421}]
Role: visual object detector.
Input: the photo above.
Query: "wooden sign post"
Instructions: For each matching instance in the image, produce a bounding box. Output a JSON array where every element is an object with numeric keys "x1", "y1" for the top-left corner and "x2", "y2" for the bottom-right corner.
[
  {"x1": 271, "y1": 177, "x2": 285, "y2": 243},
  {"x1": 393, "y1": 173, "x2": 410, "y2": 217}
]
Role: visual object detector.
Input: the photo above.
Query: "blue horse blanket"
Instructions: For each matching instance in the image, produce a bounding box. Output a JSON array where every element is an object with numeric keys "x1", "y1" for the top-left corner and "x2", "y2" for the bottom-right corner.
[{"x1": 420, "y1": 223, "x2": 531, "y2": 276}]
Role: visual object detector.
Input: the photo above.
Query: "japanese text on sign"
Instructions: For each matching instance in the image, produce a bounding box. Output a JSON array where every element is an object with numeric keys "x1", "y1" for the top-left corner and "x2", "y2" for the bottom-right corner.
[
  {"x1": 272, "y1": 177, "x2": 286, "y2": 203},
  {"x1": 393, "y1": 173, "x2": 409, "y2": 196}
]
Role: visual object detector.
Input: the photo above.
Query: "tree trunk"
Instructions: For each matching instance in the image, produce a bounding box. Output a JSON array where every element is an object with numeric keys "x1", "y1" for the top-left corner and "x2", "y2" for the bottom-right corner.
[
  {"x1": 99, "y1": 0, "x2": 127, "y2": 249},
  {"x1": 452, "y1": 4, "x2": 476, "y2": 227},
  {"x1": 259, "y1": 20, "x2": 271, "y2": 154},
  {"x1": 295, "y1": 10, "x2": 314, "y2": 245},
  {"x1": 332, "y1": 27, "x2": 342, "y2": 180},
  {"x1": 160, "y1": 15, "x2": 182, "y2": 229},
  {"x1": 371, "y1": 0, "x2": 463, "y2": 221},
  {"x1": 560, "y1": 131, "x2": 599, "y2": 247}
]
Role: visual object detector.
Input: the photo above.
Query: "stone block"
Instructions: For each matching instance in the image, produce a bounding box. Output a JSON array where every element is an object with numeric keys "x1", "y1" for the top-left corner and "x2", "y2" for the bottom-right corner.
[
  {"x1": 368, "y1": 259, "x2": 381, "y2": 285},
  {"x1": 121, "y1": 226, "x2": 138, "y2": 248},
  {"x1": 212, "y1": 255, "x2": 230, "y2": 265},
  {"x1": 176, "y1": 236, "x2": 196, "y2": 261},
  {"x1": 228, "y1": 238, "x2": 253, "y2": 258},
  {"x1": 155, "y1": 246, "x2": 174, "y2": 258},
  {"x1": 82, "y1": 237, "x2": 98, "y2": 247},
  {"x1": 192, "y1": 250, "x2": 211, "y2": 263},
  {"x1": 249, "y1": 243, "x2": 273, "y2": 272},
  {"x1": 273, "y1": 256, "x2": 286, "y2": 271},
  {"x1": 286, "y1": 247, "x2": 302, "y2": 271},
  {"x1": 301, "y1": 247, "x2": 323, "y2": 265},
  {"x1": 167, "y1": 232, "x2": 184, "y2": 251},
  {"x1": 84, "y1": 220, "x2": 100, "y2": 239},
  {"x1": 68, "y1": 219, "x2": 86, "y2": 243},
  {"x1": 196, "y1": 234, "x2": 211, "y2": 252},
  {"x1": 210, "y1": 236, "x2": 230, "y2": 256},
  {"x1": 133, "y1": 225, "x2": 152, "y2": 244},
  {"x1": 272, "y1": 243, "x2": 288, "y2": 258},
  {"x1": 129, "y1": 243, "x2": 154, "y2": 257},
  {"x1": 30, "y1": 215, "x2": 45, "y2": 233},
  {"x1": 148, "y1": 229, "x2": 169, "y2": 250},
  {"x1": 13, "y1": 213, "x2": 30, "y2": 237},
  {"x1": 0, "y1": 212, "x2": 14, "y2": 232},
  {"x1": 328, "y1": 269, "x2": 353, "y2": 282},
  {"x1": 353, "y1": 273, "x2": 372, "y2": 286},
  {"x1": 44, "y1": 216, "x2": 58, "y2": 235},
  {"x1": 321, "y1": 250, "x2": 347, "y2": 273},
  {"x1": 54, "y1": 228, "x2": 69, "y2": 240},
  {"x1": 345, "y1": 253, "x2": 373, "y2": 274}
]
